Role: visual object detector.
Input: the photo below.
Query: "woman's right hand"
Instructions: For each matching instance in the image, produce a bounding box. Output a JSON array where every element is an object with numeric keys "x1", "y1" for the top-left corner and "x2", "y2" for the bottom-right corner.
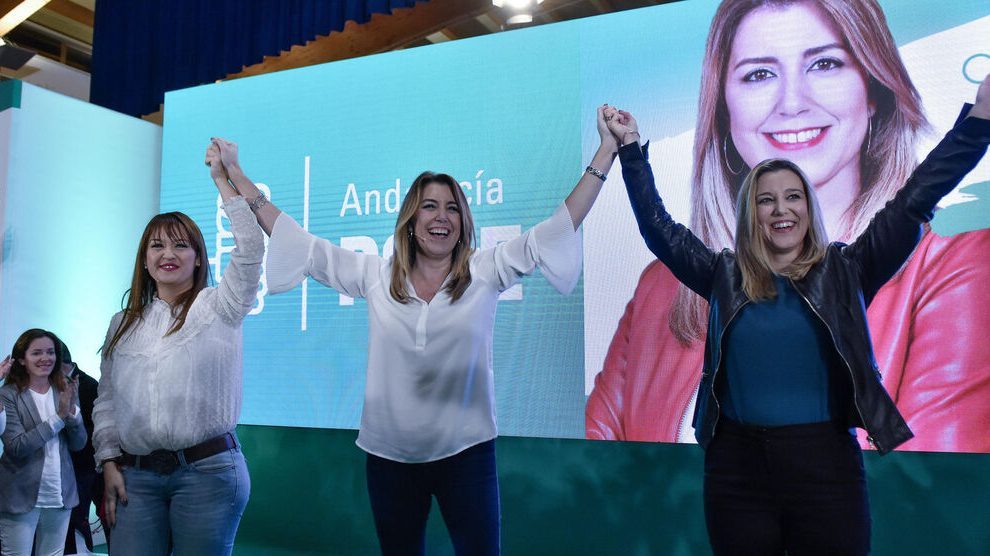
[
  {"x1": 103, "y1": 461, "x2": 128, "y2": 528},
  {"x1": 0, "y1": 355, "x2": 10, "y2": 382},
  {"x1": 212, "y1": 137, "x2": 241, "y2": 171}
]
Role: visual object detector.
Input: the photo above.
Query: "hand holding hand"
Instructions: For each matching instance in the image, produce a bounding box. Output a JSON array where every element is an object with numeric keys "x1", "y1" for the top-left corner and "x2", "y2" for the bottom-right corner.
[
  {"x1": 969, "y1": 73, "x2": 990, "y2": 120},
  {"x1": 606, "y1": 109, "x2": 639, "y2": 146},
  {"x1": 212, "y1": 137, "x2": 240, "y2": 170},
  {"x1": 103, "y1": 462, "x2": 128, "y2": 528},
  {"x1": 598, "y1": 104, "x2": 620, "y2": 153},
  {"x1": 0, "y1": 355, "x2": 10, "y2": 382},
  {"x1": 205, "y1": 141, "x2": 228, "y2": 182},
  {"x1": 57, "y1": 378, "x2": 78, "y2": 419}
]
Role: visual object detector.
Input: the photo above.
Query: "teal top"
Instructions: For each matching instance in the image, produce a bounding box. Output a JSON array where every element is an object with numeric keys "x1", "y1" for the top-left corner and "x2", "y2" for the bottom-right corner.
[{"x1": 721, "y1": 275, "x2": 841, "y2": 426}]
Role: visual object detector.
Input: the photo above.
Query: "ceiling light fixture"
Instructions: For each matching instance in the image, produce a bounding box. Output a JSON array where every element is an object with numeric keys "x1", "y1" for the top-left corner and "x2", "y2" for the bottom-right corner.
[{"x1": 492, "y1": 0, "x2": 545, "y2": 26}]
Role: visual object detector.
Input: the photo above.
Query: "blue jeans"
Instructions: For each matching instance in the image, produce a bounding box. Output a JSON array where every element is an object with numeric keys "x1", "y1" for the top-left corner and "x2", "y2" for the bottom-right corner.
[
  {"x1": 704, "y1": 419, "x2": 870, "y2": 556},
  {"x1": 366, "y1": 439, "x2": 500, "y2": 556},
  {"x1": 109, "y1": 447, "x2": 250, "y2": 556},
  {"x1": 0, "y1": 507, "x2": 72, "y2": 556}
]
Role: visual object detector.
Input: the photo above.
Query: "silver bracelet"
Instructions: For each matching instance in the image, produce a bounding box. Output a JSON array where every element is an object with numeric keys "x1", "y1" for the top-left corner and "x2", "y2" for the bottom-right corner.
[
  {"x1": 248, "y1": 192, "x2": 269, "y2": 211},
  {"x1": 585, "y1": 165, "x2": 607, "y2": 181}
]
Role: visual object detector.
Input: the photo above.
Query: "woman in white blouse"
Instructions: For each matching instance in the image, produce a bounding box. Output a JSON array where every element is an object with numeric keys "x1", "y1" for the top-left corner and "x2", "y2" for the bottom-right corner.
[
  {"x1": 213, "y1": 105, "x2": 620, "y2": 554},
  {"x1": 0, "y1": 329, "x2": 86, "y2": 556},
  {"x1": 91, "y1": 141, "x2": 264, "y2": 555}
]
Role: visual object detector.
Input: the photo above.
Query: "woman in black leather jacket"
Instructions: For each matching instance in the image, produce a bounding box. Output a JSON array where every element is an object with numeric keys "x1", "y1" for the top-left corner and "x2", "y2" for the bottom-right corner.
[{"x1": 605, "y1": 73, "x2": 990, "y2": 555}]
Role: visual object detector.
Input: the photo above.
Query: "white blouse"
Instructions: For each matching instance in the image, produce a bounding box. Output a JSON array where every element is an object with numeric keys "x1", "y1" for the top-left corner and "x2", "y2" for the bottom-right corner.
[
  {"x1": 93, "y1": 197, "x2": 264, "y2": 467},
  {"x1": 29, "y1": 388, "x2": 63, "y2": 507},
  {"x1": 266, "y1": 203, "x2": 582, "y2": 463}
]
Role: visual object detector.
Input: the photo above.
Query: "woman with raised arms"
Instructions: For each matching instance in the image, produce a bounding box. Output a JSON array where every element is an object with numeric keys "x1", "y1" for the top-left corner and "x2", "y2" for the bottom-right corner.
[
  {"x1": 92, "y1": 142, "x2": 264, "y2": 555},
  {"x1": 588, "y1": 0, "x2": 990, "y2": 453},
  {"x1": 604, "y1": 74, "x2": 990, "y2": 554},
  {"x1": 212, "y1": 105, "x2": 617, "y2": 555}
]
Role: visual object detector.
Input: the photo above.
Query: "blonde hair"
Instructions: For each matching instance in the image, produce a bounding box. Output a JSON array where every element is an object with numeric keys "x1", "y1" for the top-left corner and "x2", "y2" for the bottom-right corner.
[
  {"x1": 389, "y1": 171, "x2": 475, "y2": 303},
  {"x1": 671, "y1": 0, "x2": 929, "y2": 342},
  {"x1": 735, "y1": 159, "x2": 828, "y2": 300}
]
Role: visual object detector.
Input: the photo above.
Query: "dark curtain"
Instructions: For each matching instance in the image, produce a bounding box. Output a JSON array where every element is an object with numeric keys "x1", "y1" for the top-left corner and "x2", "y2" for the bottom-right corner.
[{"x1": 91, "y1": 0, "x2": 422, "y2": 117}]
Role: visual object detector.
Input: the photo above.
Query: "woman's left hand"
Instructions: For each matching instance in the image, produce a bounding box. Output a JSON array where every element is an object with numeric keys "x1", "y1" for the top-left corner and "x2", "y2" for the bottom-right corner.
[{"x1": 205, "y1": 141, "x2": 228, "y2": 182}]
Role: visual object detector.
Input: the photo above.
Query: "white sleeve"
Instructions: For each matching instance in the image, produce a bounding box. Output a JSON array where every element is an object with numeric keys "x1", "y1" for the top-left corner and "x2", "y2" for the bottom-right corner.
[
  {"x1": 265, "y1": 212, "x2": 381, "y2": 299},
  {"x1": 92, "y1": 314, "x2": 123, "y2": 470},
  {"x1": 477, "y1": 203, "x2": 582, "y2": 294},
  {"x1": 214, "y1": 196, "x2": 266, "y2": 324},
  {"x1": 0, "y1": 408, "x2": 5, "y2": 435}
]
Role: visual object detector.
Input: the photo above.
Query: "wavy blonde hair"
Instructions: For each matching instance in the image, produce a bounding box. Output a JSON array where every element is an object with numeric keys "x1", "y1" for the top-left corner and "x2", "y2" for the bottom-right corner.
[{"x1": 735, "y1": 159, "x2": 829, "y2": 300}]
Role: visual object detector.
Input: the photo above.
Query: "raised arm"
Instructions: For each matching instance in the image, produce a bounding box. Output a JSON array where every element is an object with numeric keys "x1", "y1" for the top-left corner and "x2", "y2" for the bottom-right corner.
[
  {"x1": 607, "y1": 111, "x2": 718, "y2": 299},
  {"x1": 563, "y1": 104, "x2": 621, "y2": 229},
  {"x1": 205, "y1": 140, "x2": 266, "y2": 323},
  {"x1": 210, "y1": 140, "x2": 379, "y2": 298},
  {"x1": 477, "y1": 107, "x2": 623, "y2": 294},
  {"x1": 844, "y1": 75, "x2": 990, "y2": 299},
  {"x1": 212, "y1": 138, "x2": 282, "y2": 236}
]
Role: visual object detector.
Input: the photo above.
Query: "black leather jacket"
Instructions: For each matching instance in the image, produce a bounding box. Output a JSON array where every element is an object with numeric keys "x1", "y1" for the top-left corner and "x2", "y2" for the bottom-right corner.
[{"x1": 618, "y1": 108, "x2": 990, "y2": 454}]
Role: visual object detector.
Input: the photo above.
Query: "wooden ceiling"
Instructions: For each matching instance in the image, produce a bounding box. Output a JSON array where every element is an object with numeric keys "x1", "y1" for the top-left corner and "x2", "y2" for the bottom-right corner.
[
  {"x1": 1, "y1": 0, "x2": 94, "y2": 70},
  {"x1": 1, "y1": 0, "x2": 669, "y2": 118}
]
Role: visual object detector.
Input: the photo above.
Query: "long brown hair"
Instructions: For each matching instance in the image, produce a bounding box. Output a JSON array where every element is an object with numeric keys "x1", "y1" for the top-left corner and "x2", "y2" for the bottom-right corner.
[
  {"x1": 389, "y1": 172, "x2": 475, "y2": 303},
  {"x1": 671, "y1": 0, "x2": 929, "y2": 342},
  {"x1": 6, "y1": 329, "x2": 66, "y2": 393},
  {"x1": 735, "y1": 159, "x2": 828, "y2": 300},
  {"x1": 103, "y1": 212, "x2": 209, "y2": 358}
]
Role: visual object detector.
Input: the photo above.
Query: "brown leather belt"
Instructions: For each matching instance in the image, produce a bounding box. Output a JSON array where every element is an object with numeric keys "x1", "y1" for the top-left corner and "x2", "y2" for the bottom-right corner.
[{"x1": 121, "y1": 432, "x2": 238, "y2": 475}]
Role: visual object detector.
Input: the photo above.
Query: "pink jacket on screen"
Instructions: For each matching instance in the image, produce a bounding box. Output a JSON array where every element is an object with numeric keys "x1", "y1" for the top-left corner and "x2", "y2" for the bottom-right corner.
[{"x1": 586, "y1": 228, "x2": 990, "y2": 453}]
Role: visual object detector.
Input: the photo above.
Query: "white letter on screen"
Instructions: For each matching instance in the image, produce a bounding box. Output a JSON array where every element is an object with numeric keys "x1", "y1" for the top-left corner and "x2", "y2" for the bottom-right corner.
[{"x1": 339, "y1": 235, "x2": 379, "y2": 305}]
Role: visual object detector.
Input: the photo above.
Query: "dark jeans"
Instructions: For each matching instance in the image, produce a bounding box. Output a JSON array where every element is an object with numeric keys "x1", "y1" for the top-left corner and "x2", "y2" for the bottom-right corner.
[
  {"x1": 366, "y1": 439, "x2": 500, "y2": 556},
  {"x1": 704, "y1": 419, "x2": 871, "y2": 556}
]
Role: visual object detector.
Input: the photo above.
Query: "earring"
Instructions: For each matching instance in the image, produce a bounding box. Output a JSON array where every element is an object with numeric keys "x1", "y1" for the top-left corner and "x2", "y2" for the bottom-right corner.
[
  {"x1": 723, "y1": 136, "x2": 743, "y2": 175},
  {"x1": 865, "y1": 117, "x2": 873, "y2": 154}
]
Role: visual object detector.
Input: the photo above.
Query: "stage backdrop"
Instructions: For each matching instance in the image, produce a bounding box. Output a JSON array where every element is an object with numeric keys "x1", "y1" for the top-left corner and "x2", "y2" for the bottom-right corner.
[
  {"x1": 160, "y1": 0, "x2": 990, "y2": 451},
  {"x1": 0, "y1": 81, "x2": 161, "y2": 375}
]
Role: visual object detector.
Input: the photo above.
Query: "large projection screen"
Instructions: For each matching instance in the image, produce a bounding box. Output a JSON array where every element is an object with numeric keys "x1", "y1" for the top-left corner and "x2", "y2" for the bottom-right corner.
[{"x1": 161, "y1": 0, "x2": 990, "y2": 453}]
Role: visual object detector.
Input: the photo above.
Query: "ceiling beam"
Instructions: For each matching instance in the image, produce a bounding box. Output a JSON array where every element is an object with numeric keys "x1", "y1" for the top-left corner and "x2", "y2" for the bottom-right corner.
[
  {"x1": 589, "y1": 0, "x2": 614, "y2": 13},
  {"x1": 42, "y1": 0, "x2": 92, "y2": 27},
  {"x1": 0, "y1": 0, "x2": 53, "y2": 35},
  {"x1": 227, "y1": 0, "x2": 494, "y2": 81}
]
